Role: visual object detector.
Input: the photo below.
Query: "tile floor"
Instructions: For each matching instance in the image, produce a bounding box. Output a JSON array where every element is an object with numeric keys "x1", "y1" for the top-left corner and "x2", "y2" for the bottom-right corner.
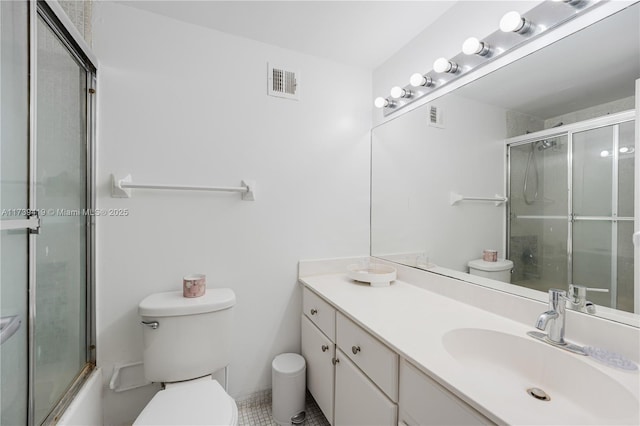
[{"x1": 237, "y1": 390, "x2": 329, "y2": 426}]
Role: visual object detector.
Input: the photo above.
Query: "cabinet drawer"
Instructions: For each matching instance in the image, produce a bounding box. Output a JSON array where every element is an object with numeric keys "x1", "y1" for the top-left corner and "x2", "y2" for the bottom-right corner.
[
  {"x1": 301, "y1": 315, "x2": 335, "y2": 424},
  {"x1": 336, "y1": 312, "x2": 398, "y2": 402},
  {"x1": 399, "y1": 359, "x2": 490, "y2": 426},
  {"x1": 303, "y1": 287, "x2": 336, "y2": 341},
  {"x1": 335, "y1": 349, "x2": 397, "y2": 426}
]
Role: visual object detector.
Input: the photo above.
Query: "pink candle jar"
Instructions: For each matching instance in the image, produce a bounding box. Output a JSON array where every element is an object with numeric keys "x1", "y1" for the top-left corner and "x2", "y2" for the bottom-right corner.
[
  {"x1": 183, "y1": 274, "x2": 206, "y2": 298},
  {"x1": 482, "y1": 250, "x2": 498, "y2": 262}
]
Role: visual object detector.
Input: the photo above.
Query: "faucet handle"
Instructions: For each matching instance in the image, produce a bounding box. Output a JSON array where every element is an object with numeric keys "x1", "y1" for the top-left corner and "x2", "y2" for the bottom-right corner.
[
  {"x1": 567, "y1": 284, "x2": 608, "y2": 314},
  {"x1": 548, "y1": 288, "x2": 567, "y2": 311},
  {"x1": 586, "y1": 286, "x2": 608, "y2": 292}
]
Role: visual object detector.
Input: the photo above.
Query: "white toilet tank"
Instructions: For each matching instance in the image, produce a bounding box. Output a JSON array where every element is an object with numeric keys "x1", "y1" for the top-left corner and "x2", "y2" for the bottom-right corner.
[
  {"x1": 468, "y1": 259, "x2": 514, "y2": 283},
  {"x1": 139, "y1": 289, "x2": 236, "y2": 383}
]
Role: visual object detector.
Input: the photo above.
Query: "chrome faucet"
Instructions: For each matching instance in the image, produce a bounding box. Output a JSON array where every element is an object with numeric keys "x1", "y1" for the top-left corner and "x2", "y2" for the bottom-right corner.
[
  {"x1": 528, "y1": 288, "x2": 586, "y2": 355},
  {"x1": 535, "y1": 289, "x2": 566, "y2": 344}
]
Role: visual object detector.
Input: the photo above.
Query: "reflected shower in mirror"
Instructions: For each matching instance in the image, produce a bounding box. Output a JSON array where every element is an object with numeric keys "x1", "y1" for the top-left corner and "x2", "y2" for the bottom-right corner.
[
  {"x1": 371, "y1": 3, "x2": 639, "y2": 325},
  {"x1": 507, "y1": 117, "x2": 635, "y2": 314}
]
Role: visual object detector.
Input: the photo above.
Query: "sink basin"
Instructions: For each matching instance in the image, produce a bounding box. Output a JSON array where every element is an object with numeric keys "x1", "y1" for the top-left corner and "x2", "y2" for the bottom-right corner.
[{"x1": 442, "y1": 328, "x2": 639, "y2": 425}]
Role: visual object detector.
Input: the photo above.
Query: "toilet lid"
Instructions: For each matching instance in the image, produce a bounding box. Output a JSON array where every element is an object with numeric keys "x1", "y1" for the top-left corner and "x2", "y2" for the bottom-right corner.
[
  {"x1": 468, "y1": 259, "x2": 513, "y2": 272},
  {"x1": 134, "y1": 379, "x2": 237, "y2": 425}
]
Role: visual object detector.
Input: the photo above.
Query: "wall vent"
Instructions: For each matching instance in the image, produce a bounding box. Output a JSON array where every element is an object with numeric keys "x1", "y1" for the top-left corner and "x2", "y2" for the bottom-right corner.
[
  {"x1": 428, "y1": 105, "x2": 444, "y2": 128},
  {"x1": 268, "y1": 63, "x2": 300, "y2": 100}
]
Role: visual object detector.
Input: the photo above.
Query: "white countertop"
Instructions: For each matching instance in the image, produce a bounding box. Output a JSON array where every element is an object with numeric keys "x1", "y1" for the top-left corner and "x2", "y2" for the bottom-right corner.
[{"x1": 299, "y1": 273, "x2": 640, "y2": 425}]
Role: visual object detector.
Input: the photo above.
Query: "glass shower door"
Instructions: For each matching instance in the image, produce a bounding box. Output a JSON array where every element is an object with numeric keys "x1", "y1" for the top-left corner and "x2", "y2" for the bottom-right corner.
[
  {"x1": 0, "y1": 1, "x2": 30, "y2": 424},
  {"x1": 508, "y1": 135, "x2": 569, "y2": 292},
  {"x1": 33, "y1": 13, "x2": 89, "y2": 424},
  {"x1": 2, "y1": 3, "x2": 94, "y2": 423},
  {"x1": 508, "y1": 116, "x2": 635, "y2": 313},
  {"x1": 572, "y1": 122, "x2": 635, "y2": 311}
]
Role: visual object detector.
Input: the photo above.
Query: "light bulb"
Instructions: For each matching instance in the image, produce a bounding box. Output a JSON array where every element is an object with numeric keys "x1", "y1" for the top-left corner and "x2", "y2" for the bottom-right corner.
[
  {"x1": 620, "y1": 147, "x2": 629, "y2": 154},
  {"x1": 374, "y1": 97, "x2": 388, "y2": 108},
  {"x1": 374, "y1": 97, "x2": 389, "y2": 108},
  {"x1": 409, "y1": 73, "x2": 433, "y2": 87},
  {"x1": 600, "y1": 150, "x2": 610, "y2": 158},
  {"x1": 500, "y1": 11, "x2": 529, "y2": 33},
  {"x1": 390, "y1": 86, "x2": 409, "y2": 99},
  {"x1": 462, "y1": 37, "x2": 490, "y2": 56},
  {"x1": 433, "y1": 57, "x2": 458, "y2": 74}
]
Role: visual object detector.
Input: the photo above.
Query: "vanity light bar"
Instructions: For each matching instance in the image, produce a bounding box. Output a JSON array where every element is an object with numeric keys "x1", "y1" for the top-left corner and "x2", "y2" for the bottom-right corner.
[{"x1": 375, "y1": 0, "x2": 601, "y2": 115}]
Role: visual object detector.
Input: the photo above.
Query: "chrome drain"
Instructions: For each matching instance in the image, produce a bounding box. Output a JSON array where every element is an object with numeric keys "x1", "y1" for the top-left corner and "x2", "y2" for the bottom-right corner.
[{"x1": 527, "y1": 387, "x2": 550, "y2": 401}]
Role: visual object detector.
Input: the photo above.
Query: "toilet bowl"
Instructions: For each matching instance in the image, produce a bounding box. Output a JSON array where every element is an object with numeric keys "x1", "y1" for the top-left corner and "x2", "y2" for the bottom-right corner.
[
  {"x1": 134, "y1": 289, "x2": 237, "y2": 425},
  {"x1": 134, "y1": 377, "x2": 238, "y2": 425}
]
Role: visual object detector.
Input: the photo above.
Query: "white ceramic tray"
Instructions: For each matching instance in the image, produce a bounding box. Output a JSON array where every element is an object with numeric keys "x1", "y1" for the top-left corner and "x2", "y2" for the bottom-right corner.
[{"x1": 347, "y1": 264, "x2": 397, "y2": 287}]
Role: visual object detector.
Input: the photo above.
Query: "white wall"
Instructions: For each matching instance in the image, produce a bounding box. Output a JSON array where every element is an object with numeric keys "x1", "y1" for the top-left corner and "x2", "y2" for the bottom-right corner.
[
  {"x1": 372, "y1": 1, "x2": 541, "y2": 127},
  {"x1": 371, "y1": 94, "x2": 506, "y2": 271},
  {"x1": 93, "y1": 2, "x2": 371, "y2": 424},
  {"x1": 369, "y1": 1, "x2": 544, "y2": 272}
]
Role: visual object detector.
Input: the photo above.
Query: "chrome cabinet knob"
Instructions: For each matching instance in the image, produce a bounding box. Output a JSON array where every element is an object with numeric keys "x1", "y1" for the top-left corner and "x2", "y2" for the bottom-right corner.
[
  {"x1": 310, "y1": 309, "x2": 318, "y2": 315},
  {"x1": 321, "y1": 345, "x2": 329, "y2": 352},
  {"x1": 332, "y1": 357, "x2": 340, "y2": 365},
  {"x1": 352, "y1": 345, "x2": 361, "y2": 355}
]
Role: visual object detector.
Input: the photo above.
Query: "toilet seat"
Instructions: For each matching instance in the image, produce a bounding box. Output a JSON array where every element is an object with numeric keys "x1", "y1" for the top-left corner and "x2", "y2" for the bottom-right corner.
[{"x1": 133, "y1": 378, "x2": 238, "y2": 425}]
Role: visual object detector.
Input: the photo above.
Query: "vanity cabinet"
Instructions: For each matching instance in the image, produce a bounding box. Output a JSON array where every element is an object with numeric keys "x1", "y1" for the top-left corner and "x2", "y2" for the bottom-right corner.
[
  {"x1": 301, "y1": 315, "x2": 335, "y2": 423},
  {"x1": 301, "y1": 288, "x2": 337, "y2": 423},
  {"x1": 302, "y1": 288, "x2": 398, "y2": 425},
  {"x1": 302, "y1": 286, "x2": 336, "y2": 341},
  {"x1": 302, "y1": 287, "x2": 493, "y2": 426},
  {"x1": 334, "y1": 348, "x2": 397, "y2": 425},
  {"x1": 399, "y1": 359, "x2": 489, "y2": 426},
  {"x1": 336, "y1": 312, "x2": 398, "y2": 402}
]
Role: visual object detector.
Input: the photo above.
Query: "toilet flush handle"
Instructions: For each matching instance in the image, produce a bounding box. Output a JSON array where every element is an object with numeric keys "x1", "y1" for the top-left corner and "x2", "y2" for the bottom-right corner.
[{"x1": 141, "y1": 320, "x2": 159, "y2": 330}]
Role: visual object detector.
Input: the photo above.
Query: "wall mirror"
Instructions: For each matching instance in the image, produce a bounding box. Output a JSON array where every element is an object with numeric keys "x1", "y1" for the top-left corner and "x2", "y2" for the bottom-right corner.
[{"x1": 371, "y1": 2, "x2": 640, "y2": 326}]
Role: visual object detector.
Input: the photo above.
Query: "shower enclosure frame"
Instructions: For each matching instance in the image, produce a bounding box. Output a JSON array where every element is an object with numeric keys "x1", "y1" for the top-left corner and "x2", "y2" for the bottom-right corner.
[
  {"x1": 25, "y1": 1, "x2": 97, "y2": 424},
  {"x1": 505, "y1": 109, "x2": 637, "y2": 312}
]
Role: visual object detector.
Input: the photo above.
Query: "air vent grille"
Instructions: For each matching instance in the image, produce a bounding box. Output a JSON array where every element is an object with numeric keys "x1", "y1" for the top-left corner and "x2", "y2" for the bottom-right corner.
[
  {"x1": 268, "y1": 63, "x2": 300, "y2": 100},
  {"x1": 428, "y1": 105, "x2": 444, "y2": 128}
]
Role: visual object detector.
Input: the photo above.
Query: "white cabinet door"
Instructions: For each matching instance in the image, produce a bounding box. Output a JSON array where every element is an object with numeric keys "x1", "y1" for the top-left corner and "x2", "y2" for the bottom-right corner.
[
  {"x1": 336, "y1": 312, "x2": 398, "y2": 402},
  {"x1": 399, "y1": 360, "x2": 490, "y2": 426},
  {"x1": 334, "y1": 349, "x2": 397, "y2": 426},
  {"x1": 301, "y1": 315, "x2": 335, "y2": 424}
]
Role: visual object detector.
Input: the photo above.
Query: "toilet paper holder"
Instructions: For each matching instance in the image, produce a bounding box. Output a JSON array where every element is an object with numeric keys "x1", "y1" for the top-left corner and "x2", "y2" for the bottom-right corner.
[{"x1": 110, "y1": 361, "x2": 152, "y2": 392}]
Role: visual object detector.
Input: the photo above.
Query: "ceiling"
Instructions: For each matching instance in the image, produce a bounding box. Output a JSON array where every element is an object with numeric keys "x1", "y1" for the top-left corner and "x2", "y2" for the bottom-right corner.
[{"x1": 119, "y1": 1, "x2": 457, "y2": 70}]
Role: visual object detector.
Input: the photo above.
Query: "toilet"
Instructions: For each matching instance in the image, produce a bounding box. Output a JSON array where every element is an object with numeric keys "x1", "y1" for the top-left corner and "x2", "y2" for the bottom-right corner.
[
  {"x1": 134, "y1": 289, "x2": 238, "y2": 425},
  {"x1": 468, "y1": 259, "x2": 514, "y2": 283}
]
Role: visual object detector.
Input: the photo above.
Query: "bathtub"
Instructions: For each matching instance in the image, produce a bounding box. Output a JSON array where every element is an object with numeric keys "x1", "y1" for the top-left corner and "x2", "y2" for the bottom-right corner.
[{"x1": 58, "y1": 368, "x2": 103, "y2": 425}]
